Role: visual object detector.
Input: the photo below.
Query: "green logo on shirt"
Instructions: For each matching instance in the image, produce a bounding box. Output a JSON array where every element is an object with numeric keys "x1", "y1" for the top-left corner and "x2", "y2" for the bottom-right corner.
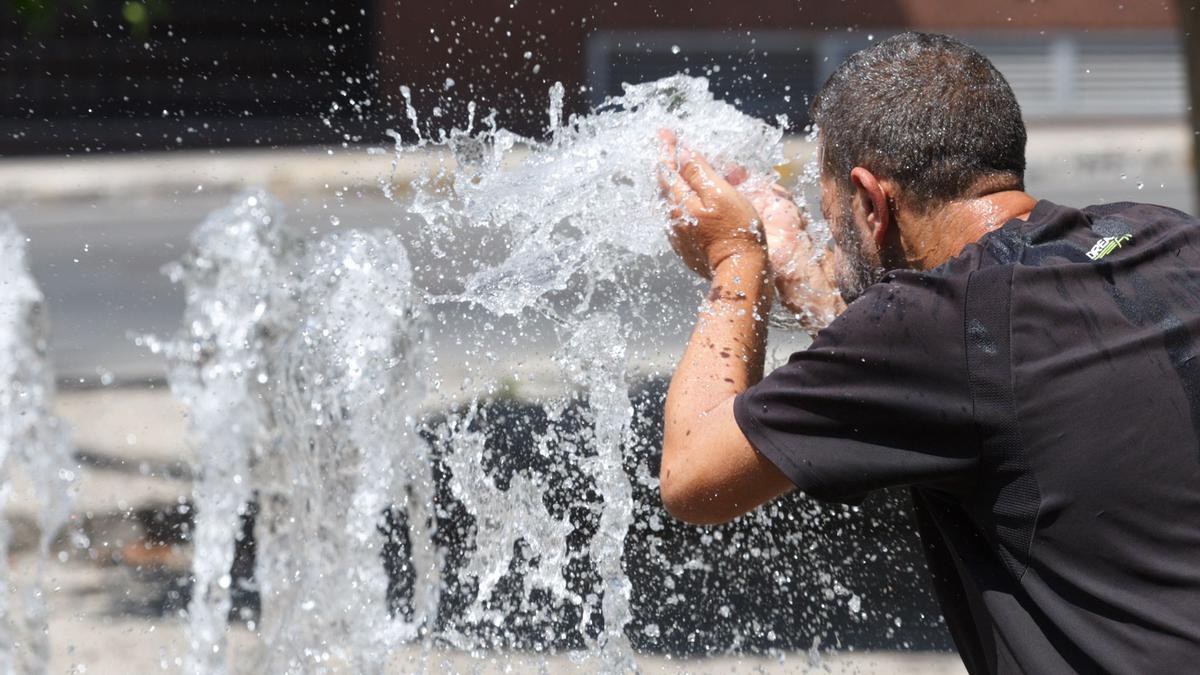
[{"x1": 1086, "y1": 234, "x2": 1132, "y2": 261}]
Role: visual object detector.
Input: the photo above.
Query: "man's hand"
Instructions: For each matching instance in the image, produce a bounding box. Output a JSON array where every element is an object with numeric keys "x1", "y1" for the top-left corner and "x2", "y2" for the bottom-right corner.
[
  {"x1": 745, "y1": 183, "x2": 805, "y2": 276},
  {"x1": 740, "y1": 183, "x2": 847, "y2": 330},
  {"x1": 657, "y1": 129, "x2": 766, "y2": 278}
]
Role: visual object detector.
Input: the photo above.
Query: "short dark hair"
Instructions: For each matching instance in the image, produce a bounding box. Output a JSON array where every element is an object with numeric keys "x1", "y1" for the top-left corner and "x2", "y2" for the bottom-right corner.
[{"x1": 811, "y1": 32, "x2": 1027, "y2": 210}]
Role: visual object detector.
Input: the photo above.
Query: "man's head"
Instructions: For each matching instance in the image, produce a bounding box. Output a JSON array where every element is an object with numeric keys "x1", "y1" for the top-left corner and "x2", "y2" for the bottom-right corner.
[{"x1": 811, "y1": 32, "x2": 1027, "y2": 301}]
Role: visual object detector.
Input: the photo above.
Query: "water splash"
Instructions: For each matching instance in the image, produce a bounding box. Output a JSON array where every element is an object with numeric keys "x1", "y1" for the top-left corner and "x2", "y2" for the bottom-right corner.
[
  {"x1": 395, "y1": 75, "x2": 789, "y2": 670},
  {"x1": 0, "y1": 217, "x2": 74, "y2": 675},
  {"x1": 157, "y1": 193, "x2": 435, "y2": 673},
  {"x1": 256, "y1": 227, "x2": 435, "y2": 672},
  {"x1": 437, "y1": 411, "x2": 573, "y2": 623},
  {"x1": 560, "y1": 315, "x2": 636, "y2": 664},
  {"x1": 400, "y1": 74, "x2": 786, "y2": 316},
  {"x1": 158, "y1": 192, "x2": 295, "y2": 674}
]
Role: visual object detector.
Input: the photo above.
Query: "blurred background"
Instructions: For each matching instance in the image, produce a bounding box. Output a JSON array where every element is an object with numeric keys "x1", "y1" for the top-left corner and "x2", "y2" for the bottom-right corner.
[{"x1": 1, "y1": 1, "x2": 1198, "y2": 673}]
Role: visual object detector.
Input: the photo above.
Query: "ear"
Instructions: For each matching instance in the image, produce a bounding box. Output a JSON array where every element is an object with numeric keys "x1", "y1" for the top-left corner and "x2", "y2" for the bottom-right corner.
[{"x1": 849, "y1": 167, "x2": 891, "y2": 247}]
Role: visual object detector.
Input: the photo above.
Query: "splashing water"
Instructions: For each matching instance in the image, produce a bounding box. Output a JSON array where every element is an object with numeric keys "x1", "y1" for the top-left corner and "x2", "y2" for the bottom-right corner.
[
  {"x1": 157, "y1": 193, "x2": 296, "y2": 674},
  {"x1": 256, "y1": 227, "x2": 435, "y2": 671},
  {"x1": 393, "y1": 75, "x2": 789, "y2": 670},
  {"x1": 0, "y1": 217, "x2": 74, "y2": 675},
  {"x1": 399, "y1": 74, "x2": 787, "y2": 317},
  {"x1": 156, "y1": 193, "x2": 435, "y2": 673}
]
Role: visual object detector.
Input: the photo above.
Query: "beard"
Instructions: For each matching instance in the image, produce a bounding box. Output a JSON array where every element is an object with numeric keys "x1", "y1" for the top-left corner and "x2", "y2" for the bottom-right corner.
[{"x1": 831, "y1": 209, "x2": 887, "y2": 305}]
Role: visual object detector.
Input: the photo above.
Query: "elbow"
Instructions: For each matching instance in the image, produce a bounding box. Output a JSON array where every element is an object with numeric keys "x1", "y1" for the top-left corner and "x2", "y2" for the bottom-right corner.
[
  {"x1": 659, "y1": 472, "x2": 702, "y2": 524},
  {"x1": 658, "y1": 450, "x2": 736, "y2": 526}
]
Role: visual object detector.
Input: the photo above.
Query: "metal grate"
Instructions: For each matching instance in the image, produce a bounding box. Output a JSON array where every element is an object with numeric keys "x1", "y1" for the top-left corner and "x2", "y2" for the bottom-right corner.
[
  {"x1": 973, "y1": 33, "x2": 1186, "y2": 120},
  {"x1": 1074, "y1": 39, "x2": 1186, "y2": 117},
  {"x1": 586, "y1": 30, "x2": 1188, "y2": 126}
]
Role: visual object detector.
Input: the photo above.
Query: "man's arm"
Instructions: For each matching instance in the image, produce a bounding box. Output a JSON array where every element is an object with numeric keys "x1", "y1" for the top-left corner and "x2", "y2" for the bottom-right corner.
[
  {"x1": 657, "y1": 131, "x2": 794, "y2": 524},
  {"x1": 660, "y1": 248, "x2": 794, "y2": 524}
]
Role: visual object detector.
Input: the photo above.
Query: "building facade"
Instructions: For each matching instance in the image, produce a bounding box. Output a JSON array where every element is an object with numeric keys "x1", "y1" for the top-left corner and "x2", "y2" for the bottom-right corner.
[{"x1": 0, "y1": 0, "x2": 1184, "y2": 154}]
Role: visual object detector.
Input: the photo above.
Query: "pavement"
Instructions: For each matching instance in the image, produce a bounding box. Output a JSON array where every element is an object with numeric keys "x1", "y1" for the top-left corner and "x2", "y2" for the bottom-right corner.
[{"x1": 0, "y1": 121, "x2": 1194, "y2": 673}]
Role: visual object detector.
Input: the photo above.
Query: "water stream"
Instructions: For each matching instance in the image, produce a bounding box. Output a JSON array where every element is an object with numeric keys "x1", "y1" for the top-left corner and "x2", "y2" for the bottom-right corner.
[
  {"x1": 154, "y1": 194, "x2": 436, "y2": 673},
  {"x1": 0, "y1": 217, "x2": 75, "y2": 675}
]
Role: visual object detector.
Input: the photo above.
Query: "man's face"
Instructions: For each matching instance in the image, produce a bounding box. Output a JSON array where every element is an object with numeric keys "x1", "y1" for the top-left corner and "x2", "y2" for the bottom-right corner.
[{"x1": 819, "y1": 176, "x2": 886, "y2": 304}]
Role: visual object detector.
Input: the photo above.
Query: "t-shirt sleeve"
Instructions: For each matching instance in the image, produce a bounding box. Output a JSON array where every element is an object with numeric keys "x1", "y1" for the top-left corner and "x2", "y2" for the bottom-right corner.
[{"x1": 734, "y1": 269, "x2": 980, "y2": 504}]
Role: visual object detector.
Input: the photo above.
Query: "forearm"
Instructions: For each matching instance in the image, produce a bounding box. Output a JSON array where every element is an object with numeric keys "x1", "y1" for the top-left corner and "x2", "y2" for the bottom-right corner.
[{"x1": 663, "y1": 246, "x2": 772, "y2": 463}]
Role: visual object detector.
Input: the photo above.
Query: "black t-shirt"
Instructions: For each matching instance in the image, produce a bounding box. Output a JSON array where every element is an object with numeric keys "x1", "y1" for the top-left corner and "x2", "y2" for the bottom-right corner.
[{"x1": 735, "y1": 200, "x2": 1200, "y2": 674}]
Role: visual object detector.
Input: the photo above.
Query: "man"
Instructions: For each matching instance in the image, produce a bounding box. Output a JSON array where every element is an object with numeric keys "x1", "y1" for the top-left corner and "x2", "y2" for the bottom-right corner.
[{"x1": 657, "y1": 32, "x2": 1200, "y2": 674}]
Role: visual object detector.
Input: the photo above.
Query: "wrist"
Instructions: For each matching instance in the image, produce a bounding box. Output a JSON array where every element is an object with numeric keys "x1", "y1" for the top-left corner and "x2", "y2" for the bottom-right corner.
[
  {"x1": 705, "y1": 208, "x2": 767, "y2": 270},
  {"x1": 709, "y1": 238, "x2": 768, "y2": 275},
  {"x1": 712, "y1": 243, "x2": 768, "y2": 279},
  {"x1": 708, "y1": 245, "x2": 772, "y2": 308},
  {"x1": 774, "y1": 266, "x2": 846, "y2": 330}
]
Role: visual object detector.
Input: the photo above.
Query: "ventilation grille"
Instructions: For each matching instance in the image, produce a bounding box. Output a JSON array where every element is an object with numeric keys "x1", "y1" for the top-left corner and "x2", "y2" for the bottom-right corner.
[{"x1": 587, "y1": 31, "x2": 1187, "y2": 125}]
